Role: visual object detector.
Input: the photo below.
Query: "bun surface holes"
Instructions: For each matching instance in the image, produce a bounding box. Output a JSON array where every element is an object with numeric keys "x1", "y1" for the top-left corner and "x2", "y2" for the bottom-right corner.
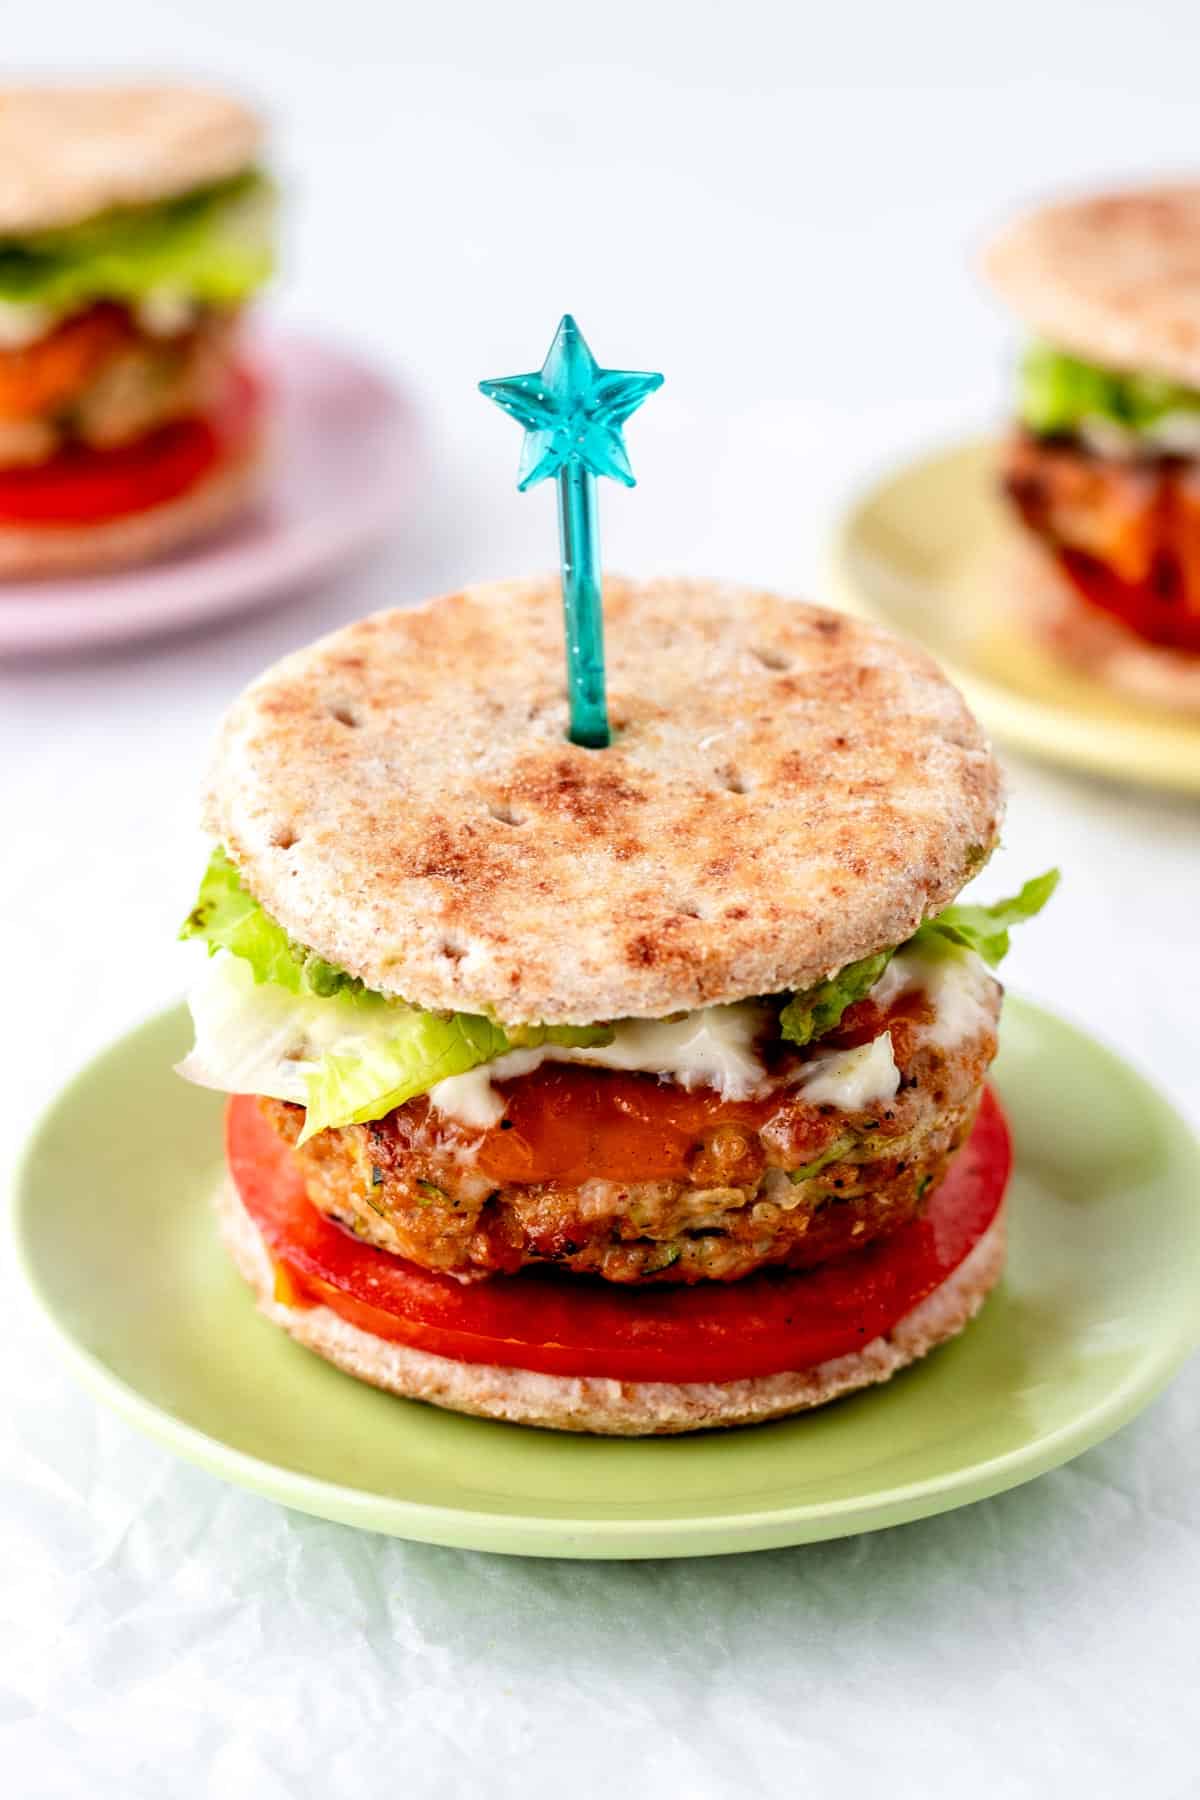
[
  {"x1": 751, "y1": 645, "x2": 792, "y2": 672},
  {"x1": 487, "y1": 802, "x2": 525, "y2": 826},
  {"x1": 328, "y1": 704, "x2": 360, "y2": 728},
  {"x1": 270, "y1": 827, "x2": 298, "y2": 849},
  {"x1": 718, "y1": 767, "x2": 751, "y2": 795}
]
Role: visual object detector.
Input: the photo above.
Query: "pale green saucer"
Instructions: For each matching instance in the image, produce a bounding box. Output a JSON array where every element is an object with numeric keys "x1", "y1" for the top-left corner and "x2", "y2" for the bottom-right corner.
[
  {"x1": 13, "y1": 999, "x2": 1200, "y2": 1558},
  {"x1": 829, "y1": 439, "x2": 1200, "y2": 794}
]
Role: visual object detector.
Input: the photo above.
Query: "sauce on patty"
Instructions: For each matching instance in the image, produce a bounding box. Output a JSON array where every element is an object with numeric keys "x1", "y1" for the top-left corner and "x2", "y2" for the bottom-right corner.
[{"x1": 388, "y1": 990, "x2": 935, "y2": 1190}]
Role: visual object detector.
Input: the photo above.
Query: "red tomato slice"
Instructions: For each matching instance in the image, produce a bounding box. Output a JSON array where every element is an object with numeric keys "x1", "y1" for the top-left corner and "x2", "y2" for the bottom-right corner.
[
  {"x1": 1059, "y1": 547, "x2": 1200, "y2": 653},
  {"x1": 227, "y1": 1088, "x2": 1011, "y2": 1384},
  {"x1": 0, "y1": 363, "x2": 261, "y2": 526}
]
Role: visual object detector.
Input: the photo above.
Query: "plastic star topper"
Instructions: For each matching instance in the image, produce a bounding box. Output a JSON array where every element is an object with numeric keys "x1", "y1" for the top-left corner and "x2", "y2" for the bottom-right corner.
[{"x1": 480, "y1": 315, "x2": 663, "y2": 748}]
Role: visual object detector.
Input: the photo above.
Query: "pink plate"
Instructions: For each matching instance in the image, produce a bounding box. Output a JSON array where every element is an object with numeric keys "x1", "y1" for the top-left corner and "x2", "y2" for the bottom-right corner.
[{"x1": 0, "y1": 327, "x2": 422, "y2": 656}]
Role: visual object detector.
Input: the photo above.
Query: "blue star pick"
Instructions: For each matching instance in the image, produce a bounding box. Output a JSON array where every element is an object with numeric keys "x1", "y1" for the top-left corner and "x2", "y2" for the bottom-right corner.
[
  {"x1": 480, "y1": 314, "x2": 663, "y2": 491},
  {"x1": 479, "y1": 316, "x2": 662, "y2": 750}
]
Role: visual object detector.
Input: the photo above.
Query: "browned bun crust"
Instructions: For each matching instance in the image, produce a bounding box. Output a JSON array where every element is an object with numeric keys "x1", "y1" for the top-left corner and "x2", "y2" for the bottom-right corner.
[
  {"x1": 215, "y1": 1175, "x2": 1007, "y2": 1437},
  {"x1": 984, "y1": 182, "x2": 1200, "y2": 387},
  {"x1": 0, "y1": 85, "x2": 263, "y2": 233},
  {"x1": 1014, "y1": 536, "x2": 1200, "y2": 715},
  {"x1": 0, "y1": 438, "x2": 265, "y2": 580},
  {"x1": 205, "y1": 578, "x2": 1003, "y2": 1024}
]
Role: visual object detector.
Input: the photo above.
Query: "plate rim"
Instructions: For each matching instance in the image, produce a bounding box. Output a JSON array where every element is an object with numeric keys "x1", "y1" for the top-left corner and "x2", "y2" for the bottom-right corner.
[
  {"x1": 826, "y1": 436, "x2": 1200, "y2": 797},
  {"x1": 11, "y1": 995, "x2": 1200, "y2": 1559},
  {"x1": 0, "y1": 322, "x2": 423, "y2": 658}
]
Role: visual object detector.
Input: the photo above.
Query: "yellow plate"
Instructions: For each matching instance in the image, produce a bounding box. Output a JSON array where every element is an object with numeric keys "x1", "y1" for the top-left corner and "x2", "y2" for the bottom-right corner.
[{"x1": 828, "y1": 440, "x2": 1200, "y2": 793}]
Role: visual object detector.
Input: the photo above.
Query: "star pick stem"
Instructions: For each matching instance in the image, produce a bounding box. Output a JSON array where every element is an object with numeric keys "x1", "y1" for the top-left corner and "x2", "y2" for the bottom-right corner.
[
  {"x1": 556, "y1": 459, "x2": 608, "y2": 747},
  {"x1": 480, "y1": 315, "x2": 662, "y2": 749}
]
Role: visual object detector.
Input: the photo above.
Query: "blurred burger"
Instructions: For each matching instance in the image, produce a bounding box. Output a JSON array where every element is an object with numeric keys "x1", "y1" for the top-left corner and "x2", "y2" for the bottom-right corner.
[
  {"x1": 179, "y1": 577, "x2": 1055, "y2": 1435},
  {"x1": 987, "y1": 183, "x2": 1200, "y2": 711},
  {"x1": 0, "y1": 85, "x2": 274, "y2": 576}
]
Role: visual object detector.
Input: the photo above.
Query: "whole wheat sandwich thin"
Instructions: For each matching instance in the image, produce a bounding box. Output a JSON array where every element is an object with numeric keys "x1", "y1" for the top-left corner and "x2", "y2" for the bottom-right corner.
[
  {"x1": 180, "y1": 576, "x2": 1055, "y2": 1435},
  {"x1": 0, "y1": 85, "x2": 274, "y2": 576},
  {"x1": 987, "y1": 182, "x2": 1200, "y2": 711}
]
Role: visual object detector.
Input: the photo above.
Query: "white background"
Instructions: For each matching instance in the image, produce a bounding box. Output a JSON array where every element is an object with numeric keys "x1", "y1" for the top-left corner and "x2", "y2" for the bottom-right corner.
[{"x1": 3, "y1": 3, "x2": 1199, "y2": 1795}]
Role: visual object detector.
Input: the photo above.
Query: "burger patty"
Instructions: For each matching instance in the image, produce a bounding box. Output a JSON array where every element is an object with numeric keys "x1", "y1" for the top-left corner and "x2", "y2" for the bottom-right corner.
[
  {"x1": 260, "y1": 972, "x2": 1002, "y2": 1286},
  {"x1": 1003, "y1": 428, "x2": 1200, "y2": 608},
  {"x1": 0, "y1": 304, "x2": 240, "y2": 468}
]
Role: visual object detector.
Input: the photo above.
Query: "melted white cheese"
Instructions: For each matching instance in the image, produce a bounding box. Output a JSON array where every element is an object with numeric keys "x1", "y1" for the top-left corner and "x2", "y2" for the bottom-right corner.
[
  {"x1": 136, "y1": 289, "x2": 199, "y2": 337},
  {"x1": 869, "y1": 941, "x2": 997, "y2": 1049},
  {"x1": 1139, "y1": 410, "x2": 1200, "y2": 456},
  {"x1": 796, "y1": 1031, "x2": 900, "y2": 1110},
  {"x1": 429, "y1": 1003, "x2": 774, "y2": 1129},
  {"x1": 0, "y1": 300, "x2": 58, "y2": 349},
  {"x1": 178, "y1": 949, "x2": 366, "y2": 1102},
  {"x1": 182, "y1": 939, "x2": 995, "y2": 1135},
  {"x1": 1079, "y1": 411, "x2": 1200, "y2": 461},
  {"x1": 1078, "y1": 417, "x2": 1141, "y2": 461}
]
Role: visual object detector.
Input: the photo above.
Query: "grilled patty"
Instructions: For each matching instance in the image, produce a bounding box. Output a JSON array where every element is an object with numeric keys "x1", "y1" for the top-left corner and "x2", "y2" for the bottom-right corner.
[
  {"x1": 0, "y1": 304, "x2": 239, "y2": 468},
  {"x1": 260, "y1": 974, "x2": 1002, "y2": 1286},
  {"x1": 1003, "y1": 428, "x2": 1200, "y2": 603}
]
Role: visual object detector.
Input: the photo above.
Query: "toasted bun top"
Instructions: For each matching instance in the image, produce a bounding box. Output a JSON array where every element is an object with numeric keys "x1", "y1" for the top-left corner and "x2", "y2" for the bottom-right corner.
[
  {"x1": 0, "y1": 85, "x2": 263, "y2": 235},
  {"x1": 985, "y1": 182, "x2": 1200, "y2": 387},
  {"x1": 205, "y1": 577, "x2": 1003, "y2": 1024}
]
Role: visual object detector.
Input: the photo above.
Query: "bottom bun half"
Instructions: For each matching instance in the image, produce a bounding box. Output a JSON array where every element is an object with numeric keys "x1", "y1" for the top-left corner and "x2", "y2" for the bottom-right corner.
[
  {"x1": 216, "y1": 1176, "x2": 1007, "y2": 1437},
  {"x1": 0, "y1": 440, "x2": 265, "y2": 580}
]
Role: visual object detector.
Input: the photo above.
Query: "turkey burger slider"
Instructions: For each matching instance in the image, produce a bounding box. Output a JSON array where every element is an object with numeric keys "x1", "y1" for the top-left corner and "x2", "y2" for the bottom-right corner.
[
  {"x1": 988, "y1": 182, "x2": 1200, "y2": 711},
  {"x1": 0, "y1": 84, "x2": 273, "y2": 576},
  {"x1": 179, "y1": 576, "x2": 1055, "y2": 1435}
]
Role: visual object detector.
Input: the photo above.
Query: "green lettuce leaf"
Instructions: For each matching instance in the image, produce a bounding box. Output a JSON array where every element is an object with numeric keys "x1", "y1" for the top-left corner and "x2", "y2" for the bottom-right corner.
[
  {"x1": 912, "y1": 869, "x2": 1060, "y2": 967},
  {"x1": 778, "y1": 949, "x2": 893, "y2": 1048},
  {"x1": 1018, "y1": 343, "x2": 1200, "y2": 438},
  {"x1": 778, "y1": 869, "x2": 1058, "y2": 1050},
  {"x1": 180, "y1": 848, "x2": 615, "y2": 1137},
  {"x1": 0, "y1": 170, "x2": 275, "y2": 310},
  {"x1": 180, "y1": 849, "x2": 1055, "y2": 1139},
  {"x1": 302, "y1": 1010, "x2": 512, "y2": 1142},
  {"x1": 302, "y1": 1008, "x2": 613, "y2": 1140},
  {"x1": 502, "y1": 1021, "x2": 611, "y2": 1050},
  {"x1": 180, "y1": 847, "x2": 362, "y2": 997}
]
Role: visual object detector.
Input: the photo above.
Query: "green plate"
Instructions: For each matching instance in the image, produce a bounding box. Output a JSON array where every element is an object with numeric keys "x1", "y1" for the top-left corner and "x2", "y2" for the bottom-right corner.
[
  {"x1": 828, "y1": 439, "x2": 1200, "y2": 794},
  {"x1": 12, "y1": 999, "x2": 1200, "y2": 1558}
]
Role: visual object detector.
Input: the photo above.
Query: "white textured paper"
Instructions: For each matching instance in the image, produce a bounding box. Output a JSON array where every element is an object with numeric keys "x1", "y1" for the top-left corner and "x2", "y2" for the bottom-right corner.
[
  {"x1": 3, "y1": 1345, "x2": 1199, "y2": 1799},
  {"x1": 4, "y1": 2, "x2": 1200, "y2": 1792}
]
